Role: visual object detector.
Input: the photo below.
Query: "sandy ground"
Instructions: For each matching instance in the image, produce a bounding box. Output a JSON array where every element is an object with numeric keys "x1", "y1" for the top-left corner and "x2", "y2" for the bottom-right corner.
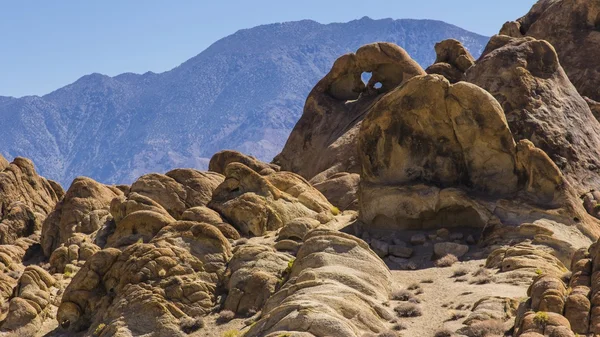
[{"x1": 389, "y1": 259, "x2": 526, "y2": 337}]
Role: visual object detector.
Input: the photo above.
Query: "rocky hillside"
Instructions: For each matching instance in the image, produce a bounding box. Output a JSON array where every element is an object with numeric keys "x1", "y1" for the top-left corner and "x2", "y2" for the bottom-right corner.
[
  {"x1": 0, "y1": 17, "x2": 488, "y2": 186},
  {"x1": 3, "y1": 1, "x2": 600, "y2": 336}
]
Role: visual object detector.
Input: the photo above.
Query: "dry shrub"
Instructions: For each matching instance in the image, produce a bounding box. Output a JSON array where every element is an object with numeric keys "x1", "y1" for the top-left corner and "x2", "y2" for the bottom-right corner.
[
  {"x1": 452, "y1": 267, "x2": 469, "y2": 277},
  {"x1": 180, "y1": 316, "x2": 204, "y2": 333},
  {"x1": 392, "y1": 289, "x2": 414, "y2": 301},
  {"x1": 217, "y1": 310, "x2": 235, "y2": 324},
  {"x1": 435, "y1": 254, "x2": 458, "y2": 267},
  {"x1": 434, "y1": 329, "x2": 454, "y2": 337},
  {"x1": 394, "y1": 303, "x2": 422, "y2": 317},
  {"x1": 460, "y1": 319, "x2": 504, "y2": 337}
]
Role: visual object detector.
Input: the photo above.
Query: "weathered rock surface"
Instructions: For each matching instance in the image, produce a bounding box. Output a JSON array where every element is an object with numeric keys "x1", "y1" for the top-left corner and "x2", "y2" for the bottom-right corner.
[
  {"x1": 357, "y1": 73, "x2": 591, "y2": 236},
  {"x1": 500, "y1": 0, "x2": 600, "y2": 103},
  {"x1": 209, "y1": 163, "x2": 335, "y2": 236},
  {"x1": 40, "y1": 177, "x2": 123, "y2": 258},
  {"x1": 209, "y1": 150, "x2": 280, "y2": 175},
  {"x1": 1, "y1": 266, "x2": 55, "y2": 333},
  {"x1": 425, "y1": 39, "x2": 475, "y2": 83},
  {"x1": 0, "y1": 158, "x2": 63, "y2": 244},
  {"x1": 274, "y1": 42, "x2": 426, "y2": 181},
  {"x1": 224, "y1": 244, "x2": 293, "y2": 315},
  {"x1": 311, "y1": 172, "x2": 359, "y2": 211},
  {"x1": 57, "y1": 221, "x2": 232, "y2": 335},
  {"x1": 512, "y1": 236, "x2": 600, "y2": 336},
  {"x1": 129, "y1": 169, "x2": 224, "y2": 219},
  {"x1": 245, "y1": 229, "x2": 392, "y2": 337},
  {"x1": 467, "y1": 35, "x2": 600, "y2": 194}
]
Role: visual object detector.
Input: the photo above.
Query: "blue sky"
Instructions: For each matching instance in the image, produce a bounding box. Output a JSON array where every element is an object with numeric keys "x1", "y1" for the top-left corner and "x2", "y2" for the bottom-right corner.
[{"x1": 0, "y1": 1, "x2": 536, "y2": 98}]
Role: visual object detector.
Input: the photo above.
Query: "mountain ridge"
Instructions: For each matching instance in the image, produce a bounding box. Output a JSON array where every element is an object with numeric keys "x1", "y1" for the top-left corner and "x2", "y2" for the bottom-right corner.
[{"x1": 0, "y1": 17, "x2": 489, "y2": 186}]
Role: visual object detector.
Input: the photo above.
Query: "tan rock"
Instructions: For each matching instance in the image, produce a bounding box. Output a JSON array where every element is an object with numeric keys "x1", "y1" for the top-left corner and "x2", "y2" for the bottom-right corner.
[
  {"x1": 273, "y1": 42, "x2": 425, "y2": 181},
  {"x1": 245, "y1": 229, "x2": 392, "y2": 337},
  {"x1": 224, "y1": 244, "x2": 293, "y2": 315},
  {"x1": 426, "y1": 39, "x2": 475, "y2": 83},
  {"x1": 467, "y1": 36, "x2": 600, "y2": 194},
  {"x1": 209, "y1": 163, "x2": 335, "y2": 236},
  {"x1": 500, "y1": 0, "x2": 600, "y2": 103},
  {"x1": 209, "y1": 150, "x2": 279, "y2": 175},
  {"x1": 0, "y1": 157, "x2": 63, "y2": 244},
  {"x1": 40, "y1": 176, "x2": 122, "y2": 257}
]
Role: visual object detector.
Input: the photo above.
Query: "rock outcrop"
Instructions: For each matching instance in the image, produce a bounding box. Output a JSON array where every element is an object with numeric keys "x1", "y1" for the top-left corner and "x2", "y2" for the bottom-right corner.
[
  {"x1": 0, "y1": 158, "x2": 63, "y2": 244},
  {"x1": 467, "y1": 35, "x2": 600, "y2": 194},
  {"x1": 209, "y1": 163, "x2": 335, "y2": 236},
  {"x1": 500, "y1": 0, "x2": 600, "y2": 102},
  {"x1": 245, "y1": 229, "x2": 393, "y2": 337},
  {"x1": 273, "y1": 42, "x2": 426, "y2": 181},
  {"x1": 224, "y1": 244, "x2": 293, "y2": 315},
  {"x1": 512, "y1": 236, "x2": 600, "y2": 336},
  {"x1": 57, "y1": 221, "x2": 232, "y2": 336},
  {"x1": 1, "y1": 266, "x2": 56, "y2": 333},
  {"x1": 129, "y1": 169, "x2": 224, "y2": 219},
  {"x1": 425, "y1": 39, "x2": 475, "y2": 83},
  {"x1": 357, "y1": 74, "x2": 591, "y2": 237},
  {"x1": 40, "y1": 177, "x2": 123, "y2": 258}
]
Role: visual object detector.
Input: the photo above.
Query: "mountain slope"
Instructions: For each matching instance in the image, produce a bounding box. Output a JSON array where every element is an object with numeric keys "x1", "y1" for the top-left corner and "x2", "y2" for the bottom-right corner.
[{"x1": 0, "y1": 17, "x2": 489, "y2": 186}]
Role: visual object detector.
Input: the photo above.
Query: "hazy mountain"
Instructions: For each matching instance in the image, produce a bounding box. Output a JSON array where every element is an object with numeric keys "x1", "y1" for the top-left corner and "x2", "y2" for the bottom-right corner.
[{"x1": 0, "y1": 17, "x2": 488, "y2": 186}]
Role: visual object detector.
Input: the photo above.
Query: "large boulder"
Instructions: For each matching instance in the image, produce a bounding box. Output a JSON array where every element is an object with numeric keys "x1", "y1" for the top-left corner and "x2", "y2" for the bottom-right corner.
[
  {"x1": 40, "y1": 176, "x2": 123, "y2": 257},
  {"x1": 356, "y1": 74, "x2": 589, "y2": 233},
  {"x1": 209, "y1": 163, "x2": 335, "y2": 236},
  {"x1": 273, "y1": 42, "x2": 426, "y2": 181},
  {"x1": 499, "y1": 0, "x2": 600, "y2": 102},
  {"x1": 467, "y1": 36, "x2": 600, "y2": 194},
  {"x1": 224, "y1": 244, "x2": 293, "y2": 315},
  {"x1": 245, "y1": 229, "x2": 392, "y2": 337},
  {"x1": 0, "y1": 266, "x2": 55, "y2": 333},
  {"x1": 129, "y1": 169, "x2": 223, "y2": 219},
  {"x1": 426, "y1": 39, "x2": 475, "y2": 83},
  {"x1": 0, "y1": 157, "x2": 63, "y2": 244},
  {"x1": 57, "y1": 221, "x2": 232, "y2": 336},
  {"x1": 209, "y1": 150, "x2": 279, "y2": 175}
]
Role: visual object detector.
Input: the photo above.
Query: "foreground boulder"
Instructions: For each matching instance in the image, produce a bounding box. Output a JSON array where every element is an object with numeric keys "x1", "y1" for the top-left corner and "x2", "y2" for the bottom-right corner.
[
  {"x1": 57, "y1": 221, "x2": 232, "y2": 336},
  {"x1": 500, "y1": 0, "x2": 600, "y2": 102},
  {"x1": 245, "y1": 229, "x2": 392, "y2": 337},
  {"x1": 512, "y1": 236, "x2": 600, "y2": 336}
]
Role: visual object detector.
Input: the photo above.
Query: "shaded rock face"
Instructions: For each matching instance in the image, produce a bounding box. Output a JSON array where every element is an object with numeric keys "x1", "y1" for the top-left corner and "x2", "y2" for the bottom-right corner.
[
  {"x1": 209, "y1": 162, "x2": 335, "y2": 236},
  {"x1": 273, "y1": 42, "x2": 426, "y2": 181},
  {"x1": 0, "y1": 158, "x2": 63, "y2": 244},
  {"x1": 426, "y1": 39, "x2": 475, "y2": 83},
  {"x1": 57, "y1": 222, "x2": 232, "y2": 335},
  {"x1": 467, "y1": 36, "x2": 600, "y2": 194},
  {"x1": 311, "y1": 172, "x2": 360, "y2": 211},
  {"x1": 245, "y1": 229, "x2": 392, "y2": 337},
  {"x1": 500, "y1": 0, "x2": 600, "y2": 102}
]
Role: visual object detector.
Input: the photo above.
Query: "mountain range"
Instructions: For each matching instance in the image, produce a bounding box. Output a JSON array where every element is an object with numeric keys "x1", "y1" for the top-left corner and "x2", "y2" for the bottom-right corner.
[{"x1": 0, "y1": 17, "x2": 488, "y2": 186}]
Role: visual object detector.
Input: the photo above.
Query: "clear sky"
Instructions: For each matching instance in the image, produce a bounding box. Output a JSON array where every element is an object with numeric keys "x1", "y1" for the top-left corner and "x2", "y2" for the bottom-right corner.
[{"x1": 0, "y1": 1, "x2": 537, "y2": 98}]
